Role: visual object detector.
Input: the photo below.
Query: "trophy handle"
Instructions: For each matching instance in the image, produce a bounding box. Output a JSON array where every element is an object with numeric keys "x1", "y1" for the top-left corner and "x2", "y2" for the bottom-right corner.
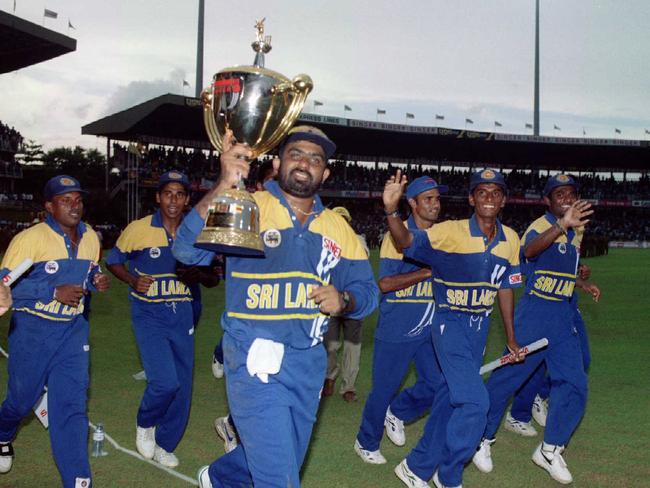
[{"x1": 202, "y1": 88, "x2": 224, "y2": 152}]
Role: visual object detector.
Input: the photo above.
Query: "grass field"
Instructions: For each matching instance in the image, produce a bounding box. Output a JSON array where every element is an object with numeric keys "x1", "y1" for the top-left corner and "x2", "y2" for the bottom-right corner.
[{"x1": 0, "y1": 248, "x2": 649, "y2": 487}]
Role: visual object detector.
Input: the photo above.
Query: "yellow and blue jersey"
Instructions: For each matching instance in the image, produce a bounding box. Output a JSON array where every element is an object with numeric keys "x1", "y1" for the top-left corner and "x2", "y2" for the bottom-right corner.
[
  {"x1": 0, "y1": 215, "x2": 101, "y2": 322},
  {"x1": 404, "y1": 214, "x2": 521, "y2": 316},
  {"x1": 376, "y1": 216, "x2": 435, "y2": 342},
  {"x1": 106, "y1": 210, "x2": 194, "y2": 304},
  {"x1": 173, "y1": 180, "x2": 379, "y2": 349},
  {"x1": 522, "y1": 212, "x2": 582, "y2": 302}
]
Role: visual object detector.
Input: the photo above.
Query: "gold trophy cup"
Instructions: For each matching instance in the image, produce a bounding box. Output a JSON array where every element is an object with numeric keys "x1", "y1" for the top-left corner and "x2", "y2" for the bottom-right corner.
[{"x1": 196, "y1": 19, "x2": 313, "y2": 255}]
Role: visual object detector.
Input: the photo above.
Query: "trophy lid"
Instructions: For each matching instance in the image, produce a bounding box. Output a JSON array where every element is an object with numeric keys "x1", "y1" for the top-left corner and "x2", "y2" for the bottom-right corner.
[{"x1": 251, "y1": 18, "x2": 272, "y2": 68}]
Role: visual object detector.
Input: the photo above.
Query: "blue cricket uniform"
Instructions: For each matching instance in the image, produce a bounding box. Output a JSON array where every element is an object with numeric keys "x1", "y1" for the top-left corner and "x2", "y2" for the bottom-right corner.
[
  {"x1": 173, "y1": 180, "x2": 378, "y2": 488},
  {"x1": 483, "y1": 212, "x2": 588, "y2": 448},
  {"x1": 402, "y1": 215, "x2": 521, "y2": 486},
  {"x1": 0, "y1": 215, "x2": 101, "y2": 488},
  {"x1": 106, "y1": 210, "x2": 195, "y2": 453},
  {"x1": 356, "y1": 216, "x2": 441, "y2": 452}
]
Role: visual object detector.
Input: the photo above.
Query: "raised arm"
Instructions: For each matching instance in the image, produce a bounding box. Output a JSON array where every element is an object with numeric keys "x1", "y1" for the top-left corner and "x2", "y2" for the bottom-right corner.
[{"x1": 382, "y1": 170, "x2": 412, "y2": 249}]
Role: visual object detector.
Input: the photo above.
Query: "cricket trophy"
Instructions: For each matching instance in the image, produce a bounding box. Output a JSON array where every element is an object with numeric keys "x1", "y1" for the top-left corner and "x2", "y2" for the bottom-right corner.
[{"x1": 196, "y1": 18, "x2": 313, "y2": 255}]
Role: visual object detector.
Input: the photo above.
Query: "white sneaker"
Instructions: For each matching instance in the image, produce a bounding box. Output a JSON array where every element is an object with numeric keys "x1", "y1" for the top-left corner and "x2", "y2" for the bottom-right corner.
[
  {"x1": 136, "y1": 425, "x2": 155, "y2": 459},
  {"x1": 197, "y1": 465, "x2": 213, "y2": 488},
  {"x1": 532, "y1": 442, "x2": 573, "y2": 484},
  {"x1": 385, "y1": 407, "x2": 406, "y2": 446},
  {"x1": 212, "y1": 355, "x2": 224, "y2": 379},
  {"x1": 532, "y1": 395, "x2": 548, "y2": 427},
  {"x1": 394, "y1": 459, "x2": 430, "y2": 487},
  {"x1": 354, "y1": 439, "x2": 386, "y2": 464},
  {"x1": 153, "y1": 445, "x2": 179, "y2": 468},
  {"x1": 0, "y1": 442, "x2": 13, "y2": 474},
  {"x1": 504, "y1": 411, "x2": 538, "y2": 437},
  {"x1": 432, "y1": 470, "x2": 462, "y2": 488},
  {"x1": 472, "y1": 438, "x2": 495, "y2": 473},
  {"x1": 214, "y1": 416, "x2": 238, "y2": 453}
]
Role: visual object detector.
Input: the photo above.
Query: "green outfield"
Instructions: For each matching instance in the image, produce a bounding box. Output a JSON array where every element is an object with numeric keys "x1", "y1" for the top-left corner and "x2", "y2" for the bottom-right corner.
[{"x1": 0, "y1": 248, "x2": 648, "y2": 487}]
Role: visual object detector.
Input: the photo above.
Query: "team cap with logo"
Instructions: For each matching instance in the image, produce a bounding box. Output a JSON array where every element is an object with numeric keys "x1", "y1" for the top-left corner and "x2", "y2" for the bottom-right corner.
[
  {"x1": 158, "y1": 170, "x2": 190, "y2": 191},
  {"x1": 279, "y1": 125, "x2": 336, "y2": 159},
  {"x1": 406, "y1": 176, "x2": 449, "y2": 200},
  {"x1": 469, "y1": 168, "x2": 507, "y2": 192},
  {"x1": 543, "y1": 174, "x2": 578, "y2": 196},
  {"x1": 43, "y1": 175, "x2": 88, "y2": 201}
]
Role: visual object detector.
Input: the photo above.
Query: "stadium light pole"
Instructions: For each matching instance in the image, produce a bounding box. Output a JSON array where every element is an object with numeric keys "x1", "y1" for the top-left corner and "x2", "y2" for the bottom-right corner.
[
  {"x1": 533, "y1": 0, "x2": 540, "y2": 136},
  {"x1": 195, "y1": 0, "x2": 205, "y2": 98}
]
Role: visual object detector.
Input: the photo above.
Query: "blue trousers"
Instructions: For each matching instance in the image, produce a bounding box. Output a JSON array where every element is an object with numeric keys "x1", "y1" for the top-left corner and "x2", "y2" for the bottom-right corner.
[
  {"x1": 208, "y1": 332, "x2": 326, "y2": 488},
  {"x1": 132, "y1": 302, "x2": 194, "y2": 452},
  {"x1": 0, "y1": 312, "x2": 91, "y2": 488},
  {"x1": 356, "y1": 335, "x2": 439, "y2": 451},
  {"x1": 408, "y1": 311, "x2": 490, "y2": 486},
  {"x1": 484, "y1": 296, "x2": 588, "y2": 446},
  {"x1": 510, "y1": 306, "x2": 590, "y2": 422}
]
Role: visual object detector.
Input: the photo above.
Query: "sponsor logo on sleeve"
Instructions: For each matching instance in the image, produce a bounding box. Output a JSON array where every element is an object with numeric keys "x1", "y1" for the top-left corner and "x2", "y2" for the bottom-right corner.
[{"x1": 509, "y1": 273, "x2": 522, "y2": 285}]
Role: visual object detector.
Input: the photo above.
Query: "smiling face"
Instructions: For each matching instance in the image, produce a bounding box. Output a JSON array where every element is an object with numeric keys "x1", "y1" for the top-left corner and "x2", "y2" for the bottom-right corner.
[
  {"x1": 469, "y1": 183, "x2": 506, "y2": 218},
  {"x1": 45, "y1": 191, "x2": 84, "y2": 230},
  {"x1": 156, "y1": 182, "x2": 189, "y2": 220},
  {"x1": 545, "y1": 185, "x2": 577, "y2": 218},
  {"x1": 275, "y1": 140, "x2": 330, "y2": 198},
  {"x1": 409, "y1": 188, "x2": 441, "y2": 228}
]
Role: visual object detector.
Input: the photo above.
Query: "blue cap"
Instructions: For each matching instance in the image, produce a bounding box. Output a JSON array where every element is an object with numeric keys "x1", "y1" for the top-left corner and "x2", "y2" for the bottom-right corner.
[
  {"x1": 543, "y1": 174, "x2": 578, "y2": 196},
  {"x1": 469, "y1": 169, "x2": 507, "y2": 192},
  {"x1": 279, "y1": 125, "x2": 336, "y2": 159},
  {"x1": 406, "y1": 176, "x2": 449, "y2": 200},
  {"x1": 43, "y1": 175, "x2": 88, "y2": 201},
  {"x1": 158, "y1": 170, "x2": 190, "y2": 191}
]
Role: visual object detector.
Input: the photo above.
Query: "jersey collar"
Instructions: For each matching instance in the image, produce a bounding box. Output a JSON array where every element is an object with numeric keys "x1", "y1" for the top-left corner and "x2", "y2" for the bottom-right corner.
[
  {"x1": 264, "y1": 180, "x2": 325, "y2": 217},
  {"x1": 45, "y1": 213, "x2": 87, "y2": 239},
  {"x1": 469, "y1": 213, "x2": 506, "y2": 242},
  {"x1": 151, "y1": 209, "x2": 164, "y2": 228}
]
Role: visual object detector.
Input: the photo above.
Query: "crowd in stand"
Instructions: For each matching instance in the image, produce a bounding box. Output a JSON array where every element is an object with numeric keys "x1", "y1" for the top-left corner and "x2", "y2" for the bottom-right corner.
[{"x1": 0, "y1": 121, "x2": 23, "y2": 154}]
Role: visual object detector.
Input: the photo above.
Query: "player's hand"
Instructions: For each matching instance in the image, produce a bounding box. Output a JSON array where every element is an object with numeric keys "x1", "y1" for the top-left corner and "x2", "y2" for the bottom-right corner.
[
  {"x1": 559, "y1": 200, "x2": 593, "y2": 229},
  {"x1": 93, "y1": 273, "x2": 111, "y2": 292},
  {"x1": 54, "y1": 284, "x2": 84, "y2": 307},
  {"x1": 309, "y1": 285, "x2": 345, "y2": 316},
  {"x1": 0, "y1": 284, "x2": 12, "y2": 315},
  {"x1": 506, "y1": 339, "x2": 526, "y2": 363},
  {"x1": 132, "y1": 275, "x2": 155, "y2": 294},
  {"x1": 581, "y1": 282, "x2": 601, "y2": 302},
  {"x1": 177, "y1": 266, "x2": 201, "y2": 285},
  {"x1": 218, "y1": 129, "x2": 253, "y2": 189},
  {"x1": 577, "y1": 264, "x2": 591, "y2": 280},
  {"x1": 383, "y1": 170, "x2": 408, "y2": 213}
]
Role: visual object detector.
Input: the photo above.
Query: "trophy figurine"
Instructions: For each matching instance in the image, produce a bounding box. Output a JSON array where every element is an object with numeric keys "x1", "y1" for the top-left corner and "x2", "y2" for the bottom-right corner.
[{"x1": 196, "y1": 19, "x2": 313, "y2": 255}]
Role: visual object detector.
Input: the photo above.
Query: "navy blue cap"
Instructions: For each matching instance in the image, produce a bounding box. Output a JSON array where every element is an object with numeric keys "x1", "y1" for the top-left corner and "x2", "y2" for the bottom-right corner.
[
  {"x1": 469, "y1": 169, "x2": 507, "y2": 192},
  {"x1": 543, "y1": 174, "x2": 578, "y2": 196},
  {"x1": 43, "y1": 175, "x2": 88, "y2": 201},
  {"x1": 279, "y1": 125, "x2": 336, "y2": 159},
  {"x1": 158, "y1": 170, "x2": 190, "y2": 191},
  {"x1": 406, "y1": 176, "x2": 449, "y2": 200}
]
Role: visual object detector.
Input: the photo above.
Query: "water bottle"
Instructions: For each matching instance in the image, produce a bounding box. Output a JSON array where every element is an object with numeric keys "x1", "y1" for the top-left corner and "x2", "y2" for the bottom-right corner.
[{"x1": 91, "y1": 423, "x2": 108, "y2": 457}]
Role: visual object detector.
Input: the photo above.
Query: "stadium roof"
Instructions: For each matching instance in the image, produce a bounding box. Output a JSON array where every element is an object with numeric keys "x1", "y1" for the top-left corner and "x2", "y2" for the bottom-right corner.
[
  {"x1": 0, "y1": 10, "x2": 76, "y2": 74},
  {"x1": 82, "y1": 93, "x2": 650, "y2": 171}
]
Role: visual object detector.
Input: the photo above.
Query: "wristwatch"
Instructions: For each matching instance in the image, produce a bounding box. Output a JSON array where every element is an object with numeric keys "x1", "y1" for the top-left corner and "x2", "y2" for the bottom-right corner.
[{"x1": 385, "y1": 209, "x2": 400, "y2": 218}]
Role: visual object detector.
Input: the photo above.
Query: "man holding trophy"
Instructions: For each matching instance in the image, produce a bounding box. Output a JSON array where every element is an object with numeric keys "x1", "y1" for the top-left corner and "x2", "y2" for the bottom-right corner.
[{"x1": 173, "y1": 19, "x2": 378, "y2": 488}]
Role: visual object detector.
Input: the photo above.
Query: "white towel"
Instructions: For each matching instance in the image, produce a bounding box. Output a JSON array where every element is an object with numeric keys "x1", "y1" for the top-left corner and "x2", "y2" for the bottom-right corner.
[{"x1": 246, "y1": 338, "x2": 285, "y2": 383}]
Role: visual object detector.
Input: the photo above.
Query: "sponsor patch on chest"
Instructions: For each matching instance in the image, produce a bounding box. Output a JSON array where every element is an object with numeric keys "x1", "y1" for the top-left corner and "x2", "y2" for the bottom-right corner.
[{"x1": 44, "y1": 260, "x2": 59, "y2": 274}]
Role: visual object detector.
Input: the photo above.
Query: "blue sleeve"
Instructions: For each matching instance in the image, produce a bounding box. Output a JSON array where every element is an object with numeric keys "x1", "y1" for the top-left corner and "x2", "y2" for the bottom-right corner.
[
  {"x1": 402, "y1": 230, "x2": 435, "y2": 267},
  {"x1": 85, "y1": 263, "x2": 102, "y2": 292},
  {"x1": 105, "y1": 246, "x2": 128, "y2": 266},
  {"x1": 332, "y1": 259, "x2": 379, "y2": 321},
  {"x1": 172, "y1": 208, "x2": 215, "y2": 266},
  {"x1": 379, "y1": 257, "x2": 404, "y2": 280}
]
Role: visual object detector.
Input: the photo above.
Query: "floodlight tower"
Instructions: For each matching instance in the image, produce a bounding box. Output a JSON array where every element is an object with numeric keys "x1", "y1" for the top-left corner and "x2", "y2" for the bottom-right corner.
[
  {"x1": 195, "y1": 0, "x2": 205, "y2": 98},
  {"x1": 533, "y1": 0, "x2": 540, "y2": 136}
]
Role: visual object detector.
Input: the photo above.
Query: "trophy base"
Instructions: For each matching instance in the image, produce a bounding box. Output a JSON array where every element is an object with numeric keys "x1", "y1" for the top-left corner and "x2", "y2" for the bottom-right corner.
[{"x1": 195, "y1": 228, "x2": 265, "y2": 257}]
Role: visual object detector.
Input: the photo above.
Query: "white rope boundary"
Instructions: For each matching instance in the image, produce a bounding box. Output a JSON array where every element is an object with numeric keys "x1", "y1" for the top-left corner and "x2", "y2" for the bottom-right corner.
[{"x1": 0, "y1": 345, "x2": 198, "y2": 486}]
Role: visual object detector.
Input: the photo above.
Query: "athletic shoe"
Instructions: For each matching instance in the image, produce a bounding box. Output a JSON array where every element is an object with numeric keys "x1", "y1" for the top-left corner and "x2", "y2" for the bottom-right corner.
[
  {"x1": 532, "y1": 442, "x2": 573, "y2": 484},
  {"x1": 136, "y1": 425, "x2": 155, "y2": 459},
  {"x1": 153, "y1": 445, "x2": 179, "y2": 468},
  {"x1": 394, "y1": 459, "x2": 430, "y2": 487},
  {"x1": 532, "y1": 395, "x2": 548, "y2": 427},
  {"x1": 472, "y1": 438, "x2": 495, "y2": 473},
  {"x1": 504, "y1": 411, "x2": 538, "y2": 437},
  {"x1": 197, "y1": 465, "x2": 213, "y2": 488},
  {"x1": 354, "y1": 439, "x2": 387, "y2": 464},
  {"x1": 432, "y1": 470, "x2": 462, "y2": 488},
  {"x1": 385, "y1": 407, "x2": 406, "y2": 446},
  {"x1": 214, "y1": 416, "x2": 238, "y2": 453},
  {"x1": 0, "y1": 442, "x2": 14, "y2": 474},
  {"x1": 212, "y1": 355, "x2": 224, "y2": 379}
]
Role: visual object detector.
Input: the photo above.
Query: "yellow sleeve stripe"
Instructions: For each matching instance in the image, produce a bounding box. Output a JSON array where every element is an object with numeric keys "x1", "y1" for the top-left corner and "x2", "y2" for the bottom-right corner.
[
  {"x1": 130, "y1": 293, "x2": 193, "y2": 303},
  {"x1": 386, "y1": 299, "x2": 432, "y2": 303},
  {"x1": 433, "y1": 278, "x2": 498, "y2": 289},
  {"x1": 227, "y1": 311, "x2": 325, "y2": 321},
  {"x1": 13, "y1": 308, "x2": 73, "y2": 321},
  {"x1": 528, "y1": 290, "x2": 563, "y2": 301},
  {"x1": 534, "y1": 269, "x2": 576, "y2": 278},
  {"x1": 231, "y1": 271, "x2": 329, "y2": 285},
  {"x1": 134, "y1": 268, "x2": 178, "y2": 278}
]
